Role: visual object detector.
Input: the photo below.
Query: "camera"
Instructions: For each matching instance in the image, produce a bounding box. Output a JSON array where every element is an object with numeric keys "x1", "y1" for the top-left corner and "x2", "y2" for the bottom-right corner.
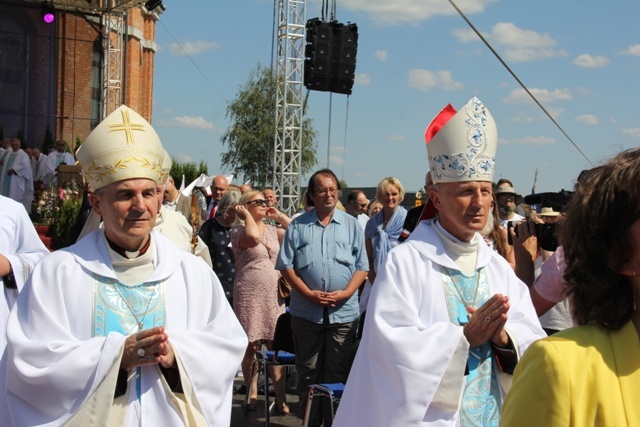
[{"x1": 507, "y1": 220, "x2": 560, "y2": 252}]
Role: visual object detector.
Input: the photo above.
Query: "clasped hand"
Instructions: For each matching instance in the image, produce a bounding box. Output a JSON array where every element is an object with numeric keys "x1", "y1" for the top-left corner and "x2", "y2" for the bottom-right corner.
[
  {"x1": 463, "y1": 294, "x2": 510, "y2": 347},
  {"x1": 121, "y1": 326, "x2": 175, "y2": 371},
  {"x1": 307, "y1": 289, "x2": 345, "y2": 307}
]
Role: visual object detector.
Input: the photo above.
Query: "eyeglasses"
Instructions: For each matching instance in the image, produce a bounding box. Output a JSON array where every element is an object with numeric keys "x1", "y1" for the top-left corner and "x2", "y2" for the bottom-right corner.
[
  {"x1": 247, "y1": 199, "x2": 267, "y2": 207},
  {"x1": 315, "y1": 188, "x2": 338, "y2": 196}
]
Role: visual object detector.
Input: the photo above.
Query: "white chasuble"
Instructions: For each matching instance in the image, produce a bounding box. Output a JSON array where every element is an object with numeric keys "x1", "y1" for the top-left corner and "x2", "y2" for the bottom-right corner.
[
  {"x1": 333, "y1": 221, "x2": 545, "y2": 427},
  {"x1": 4, "y1": 230, "x2": 248, "y2": 427}
]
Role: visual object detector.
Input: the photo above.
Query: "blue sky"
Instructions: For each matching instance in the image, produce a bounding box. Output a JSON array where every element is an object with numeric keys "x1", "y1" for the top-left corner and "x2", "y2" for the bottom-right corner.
[{"x1": 152, "y1": 0, "x2": 640, "y2": 196}]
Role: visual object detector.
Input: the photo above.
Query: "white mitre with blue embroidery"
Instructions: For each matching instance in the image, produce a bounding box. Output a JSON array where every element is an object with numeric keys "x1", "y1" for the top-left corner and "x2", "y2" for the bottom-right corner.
[
  {"x1": 76, "y1": 105, "x2": 165, "y2": 191},
  {"x1": 424, "y1": 96, "x2": 497, "y2": 184}
]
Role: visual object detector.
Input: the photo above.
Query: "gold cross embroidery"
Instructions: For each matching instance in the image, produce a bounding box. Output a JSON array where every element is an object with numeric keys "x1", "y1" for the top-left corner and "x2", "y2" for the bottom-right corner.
[{"x1": 108, "y1": 110, "x2": 146, "y2": 144}]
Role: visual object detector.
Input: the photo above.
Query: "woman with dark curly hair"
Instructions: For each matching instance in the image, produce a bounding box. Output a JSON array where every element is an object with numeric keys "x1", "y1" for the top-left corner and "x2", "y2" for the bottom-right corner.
[{"x1": 501, "y1": 148, "x2": 640, "y2": 426}]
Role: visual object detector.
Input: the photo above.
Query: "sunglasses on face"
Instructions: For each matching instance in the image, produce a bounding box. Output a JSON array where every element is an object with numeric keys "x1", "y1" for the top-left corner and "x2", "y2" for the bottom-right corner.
[{"x1": 247, "y1": 199, "x2": 267, "y2": 207}]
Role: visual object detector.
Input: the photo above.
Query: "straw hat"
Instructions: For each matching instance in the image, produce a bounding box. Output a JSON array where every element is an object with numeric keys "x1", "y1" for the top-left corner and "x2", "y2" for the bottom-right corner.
[{"x1": 538, "y1": 207, "x2": 560, "y2": 217}]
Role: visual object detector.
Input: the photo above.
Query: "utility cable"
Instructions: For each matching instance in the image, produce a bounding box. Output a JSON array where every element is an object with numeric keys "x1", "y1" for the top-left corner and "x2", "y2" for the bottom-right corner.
[{"x1": 447, "y1": 0, "x2": 593, "y2": 166}]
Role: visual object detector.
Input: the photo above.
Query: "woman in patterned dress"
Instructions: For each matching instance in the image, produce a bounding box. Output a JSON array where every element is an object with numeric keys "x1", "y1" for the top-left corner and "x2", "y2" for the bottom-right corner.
[{"x1": 232, "y1": 190, "x2": 291, "y2": 413}]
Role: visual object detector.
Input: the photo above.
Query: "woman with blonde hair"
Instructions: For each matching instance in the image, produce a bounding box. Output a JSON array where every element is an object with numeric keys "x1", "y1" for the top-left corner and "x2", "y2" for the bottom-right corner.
[
  {"x1": 359, "y1": 177, "x2": 407, "y2": 314},
  {"x1": 231, "y1": 189, "x2": 291, "y2": 413}
]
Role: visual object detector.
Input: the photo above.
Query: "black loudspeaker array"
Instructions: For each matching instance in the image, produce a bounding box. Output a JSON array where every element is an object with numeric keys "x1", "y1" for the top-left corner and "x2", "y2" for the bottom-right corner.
[{"x1": 304, "y1": 18, "x2": 358, "y2": 95}]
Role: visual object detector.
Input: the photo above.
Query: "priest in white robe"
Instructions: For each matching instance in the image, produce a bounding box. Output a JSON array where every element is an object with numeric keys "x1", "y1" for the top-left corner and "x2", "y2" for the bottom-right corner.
[
  {"x1": 32, "y1": 147, "x2": 54, "y2": 188},
  {"x1": 3, "y1": 105, "x2": 247, "y2": 427},
  {"x1": 333, "y1": 97, "x2": 545, "y2": 427},
  {"x1": 47, "y1": 139, "x2": 76, "y2": 169},
  {"x1": 0, "y1": 138, "x2": 34, "y2": 212},
  {"x1": 0, "y1": 195, "x2": 50, "y2": 421}
]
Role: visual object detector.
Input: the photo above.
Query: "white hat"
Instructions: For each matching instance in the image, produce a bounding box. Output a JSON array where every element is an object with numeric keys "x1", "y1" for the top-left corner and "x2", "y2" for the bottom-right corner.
[
  {"x1": 77, "y1": 105, "x2": 165, "y2": 191},
  {"x1": 539, "y1": 207, "x2": 560, "y2": 217},
  {"x1": 495, "y1": 185, "x2": 517, "y2": 196},
  {"x1": 424, "y1": 96, "x2": 497, "y2": 184}
]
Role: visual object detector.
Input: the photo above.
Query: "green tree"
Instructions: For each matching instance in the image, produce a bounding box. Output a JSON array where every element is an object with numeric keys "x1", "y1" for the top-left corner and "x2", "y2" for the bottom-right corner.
[
  {"x1": 221, "y1": 62, "x2": 317, "y2": 188},
  {"x1": 170, "y1": 157, "x2": 208, "y2": 188}
]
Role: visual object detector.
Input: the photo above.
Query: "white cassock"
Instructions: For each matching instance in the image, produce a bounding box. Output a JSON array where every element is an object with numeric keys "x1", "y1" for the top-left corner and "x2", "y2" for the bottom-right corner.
[
  {"x1": 47, "y1": 150, "x2": 75, "y2": 169},
  {"x1": 0, "y1": 196, "x2": 50, "y2": 422},
  {"x1": 0, "y1": 196, "x2": 49, "y2": 350},
  {"x1": 4, "y1": 230, "x2": 247, "y2": 427},
  {"x1": 0, "y1": 149, "x2": 34, "y2": 211},
  {"x1": 333, "y1": 221, "x2": 545, "y2": 427},
  {"x1": 32, "y1": 154, "x2": 54, "y2": 186}
]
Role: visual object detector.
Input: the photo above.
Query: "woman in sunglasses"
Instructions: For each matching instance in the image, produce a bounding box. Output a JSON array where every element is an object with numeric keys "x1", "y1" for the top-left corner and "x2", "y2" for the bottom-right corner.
[{"x1": 231, "y1": 190, "x2": 291, "y2": 413}]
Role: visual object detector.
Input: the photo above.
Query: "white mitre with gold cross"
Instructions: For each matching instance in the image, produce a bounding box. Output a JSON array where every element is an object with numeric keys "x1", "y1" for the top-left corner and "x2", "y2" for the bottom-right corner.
[
  {"x1": 424, "y1": 96, "x2": 497, "y2": 184},
  {"x1": 77, "y1": 105, "x2": 165, "y2": 191}
]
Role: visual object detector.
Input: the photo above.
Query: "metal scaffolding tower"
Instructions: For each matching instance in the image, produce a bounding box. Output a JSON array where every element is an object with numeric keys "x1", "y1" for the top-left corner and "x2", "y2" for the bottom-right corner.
[
  {"x1": 101, "y1": 12, "x2": 125, "y2": 118},
  {"x1": 273, "y1": 0, "x2": 306, "y2": 216}
]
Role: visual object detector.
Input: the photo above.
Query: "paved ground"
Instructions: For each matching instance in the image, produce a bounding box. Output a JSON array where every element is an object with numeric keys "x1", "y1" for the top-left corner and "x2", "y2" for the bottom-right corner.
[{"x1": 230, "y1": 377, "x2": 304, "y2": 427}]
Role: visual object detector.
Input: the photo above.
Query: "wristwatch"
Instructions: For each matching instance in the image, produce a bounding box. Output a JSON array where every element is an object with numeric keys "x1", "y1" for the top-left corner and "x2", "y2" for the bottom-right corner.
[{"x1": 3, "y1": 263, "x2": 17, "y2": 289}]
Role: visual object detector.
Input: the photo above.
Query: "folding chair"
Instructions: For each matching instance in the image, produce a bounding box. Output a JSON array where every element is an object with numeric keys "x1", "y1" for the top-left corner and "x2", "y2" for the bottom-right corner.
[
  {"x1": 302, "y1": 383, "x2": 345, "y2": 427},
  {"x1": 247, "y1": 310, "x2": 296, "y2": 426}
]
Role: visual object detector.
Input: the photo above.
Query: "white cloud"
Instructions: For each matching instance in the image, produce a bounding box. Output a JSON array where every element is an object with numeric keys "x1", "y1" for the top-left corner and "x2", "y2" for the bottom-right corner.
[
  {"x1": 575, "y1": 114, "x2": 598, "y2": 126},
  {"x1": 509, "y1": 112, "x2": 535, "y2": 123},
  {"x1": 341, "y1": 0, "x2": 497, "y2": 27},
  {"x1": 622, "y1": 128, "x2": 640, "y2": 138},
  {"x1": 407, "y1": 69, "x2": 464, "y2": 91},
  {"x1": 156, "y1": 116, "x2": 215, "y2": 131},
  {"x1": 503, "y1": 88, "x2": 572, "y2": 104},
  {"x1": 387, "y1": 134, "x2": 407, "y2": 142},
  {"x1": 621, "y1": 44, "x2": 640, "y2": 56},
  {"x1": 329, "y1": 156, "x2": 344, "y2": 165},
  {"x1": 355, "y1": 73, "x2": 372, "y2": 85},
  {"x1": 170, "y1": 40, "x2": 220, "y2": 56},
  {"x1": 451, "y1": 28, "x2": 483, "y2": 43},
  {"x1": 175, "y1": 153, "x2": 193, "y2": 163},
  {"x1": 572, "y1": 54, "x2": 609, "y2": 68},
  {"x1": 374, "y1": 50, "x2": 388, "y2": 62},
  {"x1": 507, "y1": 136, "x2": 555, "y2": 146},
  {"x1": 546, "y1": 107, "x2": 565, "y2": 119},
  {"x1": 453, "y1": 22, "x2": 567, "y2": 62}
]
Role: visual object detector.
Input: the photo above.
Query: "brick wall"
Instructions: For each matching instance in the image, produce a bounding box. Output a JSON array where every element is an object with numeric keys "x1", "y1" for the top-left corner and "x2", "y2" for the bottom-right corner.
[{"x1": 55, "y1": 8, "x2": 158, "y2": 151}]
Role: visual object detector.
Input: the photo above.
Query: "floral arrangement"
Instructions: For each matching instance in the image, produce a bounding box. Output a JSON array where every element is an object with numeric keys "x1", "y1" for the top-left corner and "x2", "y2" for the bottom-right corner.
[
  {"x1": 34, "y1": 187, "x2": 61, "y2": 224},
  {"x1": 52, "y1": 184, "x2": 83, "y2": 249},
  {"x1": 33, "y1": 183, "x2": 83, "y2": 249}
]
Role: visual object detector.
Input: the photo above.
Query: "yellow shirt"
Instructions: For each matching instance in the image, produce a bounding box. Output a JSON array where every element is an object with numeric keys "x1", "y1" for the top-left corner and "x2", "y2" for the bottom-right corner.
[{"x1": 501, "y1": 321, "x2": 640, "y2": 426}]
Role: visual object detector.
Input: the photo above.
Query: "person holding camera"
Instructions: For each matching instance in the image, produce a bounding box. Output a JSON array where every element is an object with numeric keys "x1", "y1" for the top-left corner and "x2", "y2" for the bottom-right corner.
[
  {"x1": 496, "y1": 184, "x2": 524, "y2": 228},
  {"x1": 512, "y1": 207, "x2": 573, "y2": 335}
]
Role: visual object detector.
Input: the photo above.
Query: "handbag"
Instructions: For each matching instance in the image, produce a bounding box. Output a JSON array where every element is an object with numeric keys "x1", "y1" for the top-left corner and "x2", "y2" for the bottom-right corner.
[
  {"x1": 278, "y1": 275, "x2": 292, "y2": 299},
  {"x1": 261, "y1": 239, "x2": 291, "y2": 300}
]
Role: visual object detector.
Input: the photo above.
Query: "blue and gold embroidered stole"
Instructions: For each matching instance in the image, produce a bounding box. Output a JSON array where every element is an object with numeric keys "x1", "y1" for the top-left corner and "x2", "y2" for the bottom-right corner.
[{"x1": 442, "y1": 268, "x2": 501, "y2": 427}]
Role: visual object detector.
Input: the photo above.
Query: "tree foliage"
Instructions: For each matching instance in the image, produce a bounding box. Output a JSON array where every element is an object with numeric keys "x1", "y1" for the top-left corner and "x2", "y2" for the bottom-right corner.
[
  {"x1": 221, "y1": 62, "x2": 317, "y2": 188},
  {"x1": 170, "y1": 157, "x2": 208, "y2": 188}
]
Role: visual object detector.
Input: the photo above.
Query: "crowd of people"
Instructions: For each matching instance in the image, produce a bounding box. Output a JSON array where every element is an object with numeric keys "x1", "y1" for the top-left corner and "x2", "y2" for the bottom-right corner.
[{"x1": 0, "y1": 97, "x2": 639, "y2": 427}]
